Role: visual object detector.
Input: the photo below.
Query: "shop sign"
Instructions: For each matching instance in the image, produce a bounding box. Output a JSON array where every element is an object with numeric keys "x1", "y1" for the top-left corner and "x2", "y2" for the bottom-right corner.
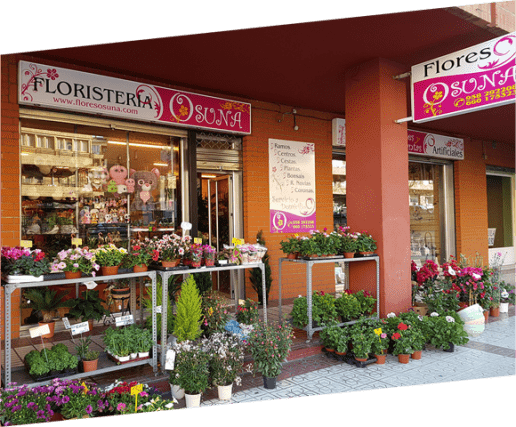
[
  {"x1": 332, "y1": 118, "x2": 346, "y2": 146},
  {"x1": 269, "y1": 139, "x2": 316, "y2": 233},
  {"x1": 18, "y1": 61, "x2": 251, "y2": 134},
  {"x1": 408, "y1": 129, "x2": 464, "y2": 160},
  {"x1": 411, "y1": 33, "x2": 515, "y2": 123}
]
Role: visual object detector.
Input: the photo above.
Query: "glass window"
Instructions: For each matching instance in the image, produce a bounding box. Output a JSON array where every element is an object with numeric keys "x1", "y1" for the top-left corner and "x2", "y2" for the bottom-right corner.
[
  {"x1": 487, "y1": 174, "x2": 514, "y2": 248},
  {"x1": 332, "y1": 153, "x2": 346, "y2": 230}
]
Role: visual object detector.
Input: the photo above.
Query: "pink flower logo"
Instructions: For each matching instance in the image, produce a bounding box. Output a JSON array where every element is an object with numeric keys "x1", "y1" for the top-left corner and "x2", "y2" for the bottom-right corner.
[{"x1": 46, "y1": 68, "x2": 59, "y2": 80}]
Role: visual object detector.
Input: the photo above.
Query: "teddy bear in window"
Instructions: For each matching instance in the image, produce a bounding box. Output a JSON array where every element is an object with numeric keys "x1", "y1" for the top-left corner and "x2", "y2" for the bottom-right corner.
[{"x1": 130, "y1": 168, "x2": 160, "y2": 211}]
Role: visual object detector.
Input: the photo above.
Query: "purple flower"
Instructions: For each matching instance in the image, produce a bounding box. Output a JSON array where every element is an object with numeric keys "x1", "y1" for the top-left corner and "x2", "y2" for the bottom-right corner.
[
  {"x1": 62, "y1": 395, "x2": 70, "y2": 404},
  {"x1": 85, "y1": 405, "x2": 93, "y2": 414},
  {"x1": 117, "y1": 402, "x2": 126, "y2": 411},
  {"x1": 37, "y1": 410, "x2": 46, "y2": 419}
]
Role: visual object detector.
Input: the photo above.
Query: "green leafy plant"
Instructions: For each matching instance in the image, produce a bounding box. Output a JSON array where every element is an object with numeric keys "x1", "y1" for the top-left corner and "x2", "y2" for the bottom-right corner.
[
  {"x1": 201, "y1": 291, "x2": 230, "y2": 336},
  {"x1": 173, "y1": 274, "x2": 203, "y2": 342},
  {"x1": 23, "y1": 286, "x2": 69, "y2": 322},
  {"x1": 349, "y1": 322, "x2": 375, "y2": 359},
  {"x1": 320, "y1": 322, "x2": 347, "y2": 351},
  {"x1": 74, "y1": 336, "x2": 99, "y2": 361},
  {"x1": 390, "y1": 321, "x2": 415, "y2": 355},
  {"x1": 279, "y1": 235, "x2": 301, "y2": 254},
  {"x1": 355, "y1": 231, "x2": 377, "y2": 252},
  {"x1": 424, "y1": 311, "x2": 469, "y2": 350},
  {"x1": 170, "y1": 341, "x2": 210, "y2": 394},
  {"x1": 353, "y1": 290, "x2": 377, "y2": 315},
  {"x1": 335, "y1": 292, "x2": 361, "y2": 321},
  {"x1": 66, "y1": 289, "x2": 110, "y2": 322},
  {"x1": 290, "y1": 291, "x2": 338, "y2": 328}
]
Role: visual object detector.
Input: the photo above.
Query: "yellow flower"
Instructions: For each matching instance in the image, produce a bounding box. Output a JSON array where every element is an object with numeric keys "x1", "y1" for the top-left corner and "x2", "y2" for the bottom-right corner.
[
  {"x1": 208, "y1": 307, "x2": 214, "y2": 316},
  {"x1": 374, "y1": 327, "x2": 382, "y2": 336}
]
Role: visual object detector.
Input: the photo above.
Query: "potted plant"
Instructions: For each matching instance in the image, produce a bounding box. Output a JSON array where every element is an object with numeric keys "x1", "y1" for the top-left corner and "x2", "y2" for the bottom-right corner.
[
  {"x1": 0, "y1": 383, "x2": 55, "y2": 424},
  {"x1": 54, "y1": 379, "x2": 103, "y2": 419},
  {"x1": 349, "y1": 322, "x2": 375, "y2": 362},
  {"x1": 320, "y1": 322, "x2": 345, "y2": 353},
  {"x1": 337, "y1": 227, "x2": 359, "y2": 257},
  {"x1": 353, "y1": 289, "x2": 377, "y2": 315},
  {"x1": 490, "y1": 285, "x2": 501, "y2": 317},
  {"x1": 425, "y1": 311, "x2": 469, "y2": 352},
  {"x1": 202, "y1": 332, "x2": 244, "y2": 401},
  {"x1": 202, "y1": 244, "x2": 217, "y2": 266},
  {"x1": 247, "y1": 322, "x2": 293, "y2": 389},
  {"x1": 390, "y1": 322, "x2": 414, "y2": 363},
  {"x1": 1, "y1": 246, "x2": 50, "y2": 282},
  {"x1": 171, "y1": 341, "x2": 210, "y2": 407},
  {"x1": 335, "y1": 292, "x2": 362, "y2": 321},
  {"x1": 371, "y1": 326, "x2": 390, "y2": 364},
  {"x1": 74, "y1": 336, "x2": 100, "y2": 372},
  {"x1": 93, "y1": 243, "x2": 127, "y2": 275},
  {"x1": 155, "y1": 233, "x2": 187, "y2": 267},
  {"x1": 66, "y1": 289, "x2": 110, "y2": 328},
  {"x1": 50, "y1": 247, "x2": 100, "y2": 278},
  {"x1": 23, "y1": 286, "x2": 69, "y2": 338},
  {"x1": 279, "y1": 235, "x2": 301, "y2": 259},
  {"x1": 201, "y1": 291, "x2": 231, "y2": 336},
  {"x1": 127, "y1": 238, "x2": 159, "y2": 272},
  {"x1": 188, "y1": 243, "x2": 204, "y2": 268},
  {"x1": 173, "y1": 274, "x2": 203, "y2": 342},
  {"x1": 355, "y1": 231, "x2": 377, "y2": 255},
  {"x1": 499, "y1": 281, "x2": 514, "y2": 313},
  {"x1": 235, "y1": 298, "x2": 260, "y2": 325},
  {"x1": 290, "y1": 291, "x2": 338, "y2": 329}
]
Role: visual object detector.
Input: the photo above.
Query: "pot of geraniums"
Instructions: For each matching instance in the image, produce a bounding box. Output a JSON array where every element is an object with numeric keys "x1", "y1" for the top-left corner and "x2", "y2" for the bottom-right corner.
[
  {"x1": 235, "y1": 298, "x2": 260, "y2": 325},
  {"x1": 335, "y1": 291, "x2": 362, "y2": 322},
  {"x1": 1, "y1": 246, "x2": 51, "y2": 282},
  {"x1": 23, "y1": 286, "x2": 69, "y2": 338},
  {"x1": 349, "y1": 321, "x2": 375, "y2": 362},
  {"x1": 319, "y1": 322, "x2": 343, "y2": 352},
  {"x1": 290, "y1": 291, "x2": 338, "y2": 329},
  {"x1": 425, "y1": 311, "x2": 469, "y2": 352},
  {"x1": 65, "y1": 289, "x2": 110, "y2": 330},
  {"x1": 371, "y1": 326, "x2": 390, "y2": 364},
  {"x1": 93, "y1": 243, "x2": 127, "y2": 275},
  {"x1": 155, "y1": 233, "x2": 186, "y2": 267},
  {"x1": 127, "y1": 238, "x2": 159, "y2": 272},
  {"x1": 355, "y1": 231, "x2": 377, "y2": 255},
  {"x1": 247, "y1": 321, "x2": 294, "y2": 389},
  {"x1": 391, "y1": 322, "x2": 414, "y2": 363},
  {"x1": 74, "y1": 336, "x2": 100, "y2": 372},
  {"x1": 279, "y1": 234, "x2": 301, "y2": 259},
  {"x1": 337, "y1": 226, "x2": 358, "y2": 257},
  {"x1": 171, "y1": 341, "x2": 210, "y2": 407},
  {"x1": 202, "y1": 244, "x2": 217, "y2": 266},
  {"x1": 50, "y1": 247, "x2": 100, "y2": 279},
  {"x1": 202, "y1": 332, "x2": 244, "y2": 401}
]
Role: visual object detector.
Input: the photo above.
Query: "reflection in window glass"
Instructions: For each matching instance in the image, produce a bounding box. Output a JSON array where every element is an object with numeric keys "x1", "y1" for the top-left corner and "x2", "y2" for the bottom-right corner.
[{"x1": 332, "y1": 154, "x2": 346, "y2": 230}]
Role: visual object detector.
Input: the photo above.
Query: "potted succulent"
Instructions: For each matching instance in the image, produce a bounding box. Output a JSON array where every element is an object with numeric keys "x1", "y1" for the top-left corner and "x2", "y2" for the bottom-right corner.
[
  {"x1": 171, "y1": 341, "x2": 210, "y2": 407},
  {"x1": 1, "y1": 246, "x2": 50, "y2": 282},
  {"x1": 279, "y1": 235, "x2": 301, "y2": 259},
  {"x1": 74, "y1": 336, "x2": 100, "y2": 372},
  {"x1": 93, "y1": 243, "x2": 127, "y2": 275},
  {"x1": 202, "y1": 332, "x2": 244, "y2": 401},
  {"x1": 65, "y1": 289, "x2": 110, "y2": 328},
  {"x1": 50, "y1": 247, "x2": 100, "y2": 278},
  {"x1": 235, "y1": 298, "x2": 260, "y2": 325},
  {"x1": 247, "y1": 322, "x2": 294, "y2": 389},
  {"x1": 23, "y1": 286, "x2": 69, "y2": 338}
]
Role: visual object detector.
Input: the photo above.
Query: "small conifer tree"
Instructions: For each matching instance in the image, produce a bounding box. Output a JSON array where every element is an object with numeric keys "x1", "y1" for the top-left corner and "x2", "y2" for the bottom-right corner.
[{"x1": 173, "y1": 274, "x2": 203, "y2": 342}]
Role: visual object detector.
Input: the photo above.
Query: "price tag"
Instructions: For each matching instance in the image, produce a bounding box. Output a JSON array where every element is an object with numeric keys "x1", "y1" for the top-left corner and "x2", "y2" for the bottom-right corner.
[
  {"x1": 62, "y1": 317, "x2": 71, "y2": 329},
  {"x1": 156, "y1": 305, "x2": 162, "y2": 314},
  {"x1": 165, "y1": 349, "x2": 176, "y2": 370},
  {"x1": 238, "y1": 299, "x2": 245, "y2": 305},
  {"x1": 29, "y1": 324, "x2": 50, "y2": 338},
  {"x1": 71, "y1": 321, "x2": 90, "y2": 335},
  {"x1": 20, "y1": 240, "x2": 33, "y2": 248},
  {"x1": 72, "y1": 238, "x2": 83, "y2": 246},
  {"x1": 194, "y1": 237, "x2": 202, "y2": 244},
  {"x1": 116, "y1": 314, "x2": 134, "y2": 327},
  {"x1": 84, "y1": 281, "x2": 98, "y2": 290},
  {"x1": 131, "y1": 384, "x2": 143, "y2": 395}
]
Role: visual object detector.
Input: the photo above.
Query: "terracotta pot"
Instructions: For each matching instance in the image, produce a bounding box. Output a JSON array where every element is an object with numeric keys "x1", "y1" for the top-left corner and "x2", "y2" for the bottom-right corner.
[
  {"x1": 100, "y1": 265, "x2": 119, "y2": 276},
  {"x1": 343, "y1": 252, "x2": 355, "y2": 258},
  {"x1": 38, "y1": 321, "x2": 55, "y2": 339},
  {"x1": 287, "y1": 252, "x2": 298, "y2": 260},
  {"x1": 490, "y1": 306, "x2": 500, "y2": 317},
  {"x1": 133, "y1": 264, "x2": 148, "y2": 272},
  {"x1": 162, "y1": 259, "x2": 180, "y2": 268},
  {"x1": 359, "y1": 251, "x2": 374, "y2": 256},
  {"x1": 355, "y1": 356, "x2": 368, "y2": 362},
  {"x1": 205, "y1": 258, "x2": 215, "y2": 266},
  {"x1": 191, "y1": 260, "x2": 202, "y2": 268},
  {"x1": 398, "y1": 353, "x2": 410, "y2": 364},
  {"x1": 412, "y1": 302, "x2": 428, "y2": 316},
  {"x1": 64, "y1": 271, "x2": 82, "y2": 279},
  {"x1": 375, "y1": 354, "x2": 386, "y2": 364},
  {"x1": 88, "y1": 319, "x2": 94, "y2": 332},
  {"x1": 411, "y1": 350, "x2": 422, "y2": 360},
  {"x1": 483, "y1": 310, "x2": 489, "y2": 323},
  {"x1": 335, "y1": 351, "x2": 346, "y2": 356},
  {"x1": 325, "y1": 347, "x2": 335, "y2": 353},
  {"x1": 81, "y1": 358, "x2": 98, "y2": 372}
]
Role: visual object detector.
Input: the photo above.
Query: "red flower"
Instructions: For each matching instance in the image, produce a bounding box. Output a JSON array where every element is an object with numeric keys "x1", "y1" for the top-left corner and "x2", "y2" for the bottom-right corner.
[
  {"x1": 397, "y1": 323, "x2": 408, "y2": 331},
  {"x1": 392, "y1": 332, "x2": 401, "y2": 340},
  {"x1": 152, "y1": 250, "x2": 159, "y2": 261}
]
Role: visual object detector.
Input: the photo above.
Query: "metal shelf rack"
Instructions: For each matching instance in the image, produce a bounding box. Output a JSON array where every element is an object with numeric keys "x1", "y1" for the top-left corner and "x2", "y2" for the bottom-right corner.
[
  {"x1": 278, "y1": 255, "x2": 380, "y2": 341},
  {"x1": 1, "y1": 270, "x2": 158, "y2": 386}
]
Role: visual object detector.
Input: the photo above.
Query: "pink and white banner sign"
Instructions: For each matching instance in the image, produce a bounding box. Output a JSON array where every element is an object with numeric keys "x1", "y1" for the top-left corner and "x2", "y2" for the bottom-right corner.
[
  {"x1": 411, "y1": 33, "x2": 515, "y2": 123},
  {"x1": 408, "y1": 129, "x2": 464, "y2": 160},
  {"x1": 18, "y1": 61, "x2": 251, "y2": 134},
  {"x1": 269, "y1": 139, "x2": 316, "y2": 233}
]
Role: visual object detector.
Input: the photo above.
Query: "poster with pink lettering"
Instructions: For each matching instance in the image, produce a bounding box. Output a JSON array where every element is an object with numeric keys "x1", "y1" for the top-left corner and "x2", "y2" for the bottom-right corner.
[
  {"x1": 18, "y1": 61, "x2": 251, "y2": 134},
  {"x1": 411, "y1": 32, "x2": 515, "y2": 123}
]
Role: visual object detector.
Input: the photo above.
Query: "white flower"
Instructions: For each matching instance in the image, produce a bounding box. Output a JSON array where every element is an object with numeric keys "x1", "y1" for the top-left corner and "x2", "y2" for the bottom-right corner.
[
  {"x1": 418, "y1": 315, "x2": 423, "y2": 321},
  {"x1": 501, "y1": 291, "x2": 509, "y2": 299},
  {"x1": 445, "y1": 316, "x2": 455, "y2": 323},
  {"x1": 447, "y1": 266, "x2": 456, "y2": 276},
  {"x1": 298, "y1": 295, "x2": 302, "y2": 298},
  {"x1": 430, "y1": 312, "x2": 439, "y2": 317},
  {"x1": 386, "y1": 312, "x2": 396, "y2": 318},
  {"x1": 165, "y1": 403, "x2": 174, "y2": 409},
  {"x1": 472, "y1": 273, "x2": 481, "y2": 281}
]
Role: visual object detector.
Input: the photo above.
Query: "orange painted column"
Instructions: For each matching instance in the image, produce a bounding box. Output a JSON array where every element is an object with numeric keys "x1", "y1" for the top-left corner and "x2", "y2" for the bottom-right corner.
[{"x1": 344, "y1": 58, "x2": 411, "y2": 316}]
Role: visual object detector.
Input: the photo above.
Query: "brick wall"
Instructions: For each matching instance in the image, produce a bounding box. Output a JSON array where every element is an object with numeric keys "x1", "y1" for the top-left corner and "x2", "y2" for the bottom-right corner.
[
  {"x1": 242, "y1": 101, "x2": 336, "y2": 302},
  {"x1": 459, "y1": 2, "x2": 515, "y2": 33}
]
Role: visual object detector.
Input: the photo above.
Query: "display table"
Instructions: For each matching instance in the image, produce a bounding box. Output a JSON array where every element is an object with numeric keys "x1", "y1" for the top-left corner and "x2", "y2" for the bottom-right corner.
[
  {"x1": 278, "y1": 255, "x2": 380, "y2": 341},
  {"x1": 1, "y1": 270, "x2": 158, "y2": 387}
]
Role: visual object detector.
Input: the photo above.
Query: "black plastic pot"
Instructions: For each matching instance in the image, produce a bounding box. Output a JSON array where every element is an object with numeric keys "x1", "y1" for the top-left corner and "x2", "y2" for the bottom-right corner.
[
  {"x1": 443, "y1": 343, "x2": 455, "y2": 352},
  {"x1": 263, "y1": 376, "x2": 277, "y2": 389}
]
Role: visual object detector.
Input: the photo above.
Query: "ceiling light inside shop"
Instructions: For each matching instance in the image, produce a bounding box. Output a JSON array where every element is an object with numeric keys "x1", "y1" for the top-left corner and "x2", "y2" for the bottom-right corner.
[
  {"x1": 108, "y1": 141, "x2": 171, "y2": 149},
  {"x1": 201, "y1": 175, "x2": 217, "y2": 178},
  {"x1": 153, "y1": 162, "x2": 169, "y2": 167}
]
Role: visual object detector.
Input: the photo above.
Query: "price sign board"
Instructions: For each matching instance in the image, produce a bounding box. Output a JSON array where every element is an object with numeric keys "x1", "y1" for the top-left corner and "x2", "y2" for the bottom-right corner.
[
  {"x1": 62, "y1": 317, "x2": 71, "y2": 329},
  {"x1": 29, "y1": 324, "x2": 50, "y2": 338},
  {"x1": 84, "y1": 281, "x2": 98, "y2": 290},
  {"x1": 71, "y1": 321, "x2": 90, "y2": 335},
  {"x1": 131, "y1": 384, "x2": 143, "y2": 395},
  {"x1": 20, "y1": 240, "x2": 33, "y2": 248},
  {"x1": 194, "y1": 237, "x2": 202, "y2": 244},
  {"x1": 72, "y1": 238, "x2": 83, "y2": 246},
  {"x1": 165, "y1": 349, "x2": 176, "y2": 370},
  {"x1": 156, "y1": 305, "x2": 162, "y2": 314},
  {"x1": 116, "y1": 314, "x2": 134, "y2": 327}
]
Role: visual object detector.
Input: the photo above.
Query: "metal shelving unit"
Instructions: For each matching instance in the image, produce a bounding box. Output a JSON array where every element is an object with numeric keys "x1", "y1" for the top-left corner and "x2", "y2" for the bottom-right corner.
[
  {"x1": 278, "y1": 255, "x2": 380, "y2": 341},
  {"x1": 155, "y1": 262, "x2": 267, "y2": 370},
  {"x1": 1, "y1": 270, "x2": 158, "y2": 387}
]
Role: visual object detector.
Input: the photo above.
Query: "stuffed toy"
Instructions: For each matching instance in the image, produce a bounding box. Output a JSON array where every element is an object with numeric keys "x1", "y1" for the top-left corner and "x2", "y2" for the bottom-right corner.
[
  {"x1": 125, "y1": 178, "x2": 135, "y2": 193},
  {"x1": 88, "y1": 167, "x2": 109, "y2": 191},
  {"x1": 130, "y1": 168, "x2": 160, "y2": 211},
  {"x1": 109, "y1": 164, "x2": 128, "y2": 185}
]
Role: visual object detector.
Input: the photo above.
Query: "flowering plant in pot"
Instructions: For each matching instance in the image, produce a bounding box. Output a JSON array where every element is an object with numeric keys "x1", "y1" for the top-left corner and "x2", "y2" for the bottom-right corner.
[
  {"x1": 155, "y1": 233, "x2": 187, "y2": 265},
  {"x1": 201, "y1": 291, "x2": 230, "y2": 336},
  {"x1": 355, "y1": 231, "x2": 377, "y2": 254},
  {"x1": 337, "y1": 227, "x2": 359, "y2": 255},
  {"x1": 424, "y1": 311, "x2": 469, "y2": 351},
  {"x1": 349, "y1": 322, "x2": 375, "y2": 361},
  {"x1": 279, "y1": 234, "x2": 301, "y2": 258},
  {"x1": 236, "y1": 298, "x2": 260, "y2": 325},
  {"x1": 202, "y1": 244, "x2": 217, "y2": 266},
  {"x1": 353, "y1": 289, "x2": 377, "y2": 315},
  {"x1": 50, "y1": 247, "x2": 100, "y2": 278},
  {"x1": 390, "y1": 322, "x2": 414, "y2": 362},
  {"x1": 320, "y1": 322, "x2": 347, "y2": 352},
  {"x1": 170, "y1": 341, "x2": 210, "y2": 406},
  {"x1": 201, "y1": 332, "x2": 244, "y2": 400},
  {"x1": 127, "y1": 238, "x2": 159, "y2": 269},
  {"x1": 1, "y1": 246, "x2": 50, "y2": 279},
  {"x1": 93, "y1": 244, "x2": 127, "y2": 275},
  {"x1": 335, "y1": 292, "x2": 361, "y2": 321},
  {"x1": 247, "y1": 322, "x2": 294, "y2": 389},
  {"x1": 290, "y1": 291, "x2": 338, "y2": 328},
  {"x1": 50, "y1": 379, "x2": 104, "y2": 419},
  {"x1": 103, "y1": 380, "x2": 158, "y2": 415},
  {"x1": 0, "y1": 383, "x2": 56, "y2": 424},
  {"x1": 370, "y1": 327, "x2": 389, "y2": 356}
]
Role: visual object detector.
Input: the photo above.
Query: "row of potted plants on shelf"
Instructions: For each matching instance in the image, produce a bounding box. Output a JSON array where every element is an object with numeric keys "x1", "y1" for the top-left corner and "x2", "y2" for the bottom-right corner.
[
  {"x1": 280, "y1": 226, "x2": 377, "y2": 259},
  {"x1": 103, "y1": 325, "x2": 154, "y2": 363},
  {"x1": 320, "y1": 310, "x2": 469, "y2": 364},
  {"x1": 290, "y1": 290, "x2": 377, "y2": 329},
  {"x1": 0, "y1": 379, "x2": 174, "y2": 425}
]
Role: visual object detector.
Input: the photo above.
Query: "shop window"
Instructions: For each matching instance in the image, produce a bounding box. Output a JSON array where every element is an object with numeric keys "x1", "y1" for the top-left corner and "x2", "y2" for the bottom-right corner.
[
  {"x1": 487, "y1": 174, "x2": 514, "y2": 248},
  {"x1": 332, "y1": 153, "x2": 346, "y2": 229}
]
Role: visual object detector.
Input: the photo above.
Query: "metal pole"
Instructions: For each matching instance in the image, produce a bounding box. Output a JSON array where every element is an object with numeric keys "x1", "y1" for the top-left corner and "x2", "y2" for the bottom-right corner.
[
  {"x1": 261, "y1": 264, "x2": 267, "y2": 324},
  {"x1": 278, "y1": 258, "x2": 283, "y2": 323},
  {"x1": 306, "y1": 262, "x2": 313, "y2": 342}
]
